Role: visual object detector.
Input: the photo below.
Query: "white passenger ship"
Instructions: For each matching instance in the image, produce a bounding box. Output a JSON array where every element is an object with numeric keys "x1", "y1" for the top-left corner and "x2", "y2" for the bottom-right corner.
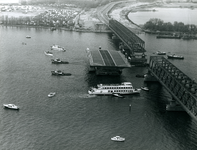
[{"x1": 88, "y1": 82, "x2": 141, "y2": 95}]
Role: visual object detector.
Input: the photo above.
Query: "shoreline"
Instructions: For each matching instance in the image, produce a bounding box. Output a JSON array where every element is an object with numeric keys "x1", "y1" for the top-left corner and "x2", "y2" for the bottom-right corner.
[
  {"x1": 0, "y1": 24, "x2": 112, "y2": 33},
  {"x1": 1, "y1": 2, "x2": 197, "y2": 33},
  {"x1": 109, "y1": 2, "x2": 197, "y2": 30}
]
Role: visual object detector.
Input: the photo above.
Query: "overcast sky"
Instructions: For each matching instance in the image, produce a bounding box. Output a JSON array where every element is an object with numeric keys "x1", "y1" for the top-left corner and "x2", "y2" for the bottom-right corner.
[{"x1": 0, "y1": 0, "x2": 20, "y2": 3}]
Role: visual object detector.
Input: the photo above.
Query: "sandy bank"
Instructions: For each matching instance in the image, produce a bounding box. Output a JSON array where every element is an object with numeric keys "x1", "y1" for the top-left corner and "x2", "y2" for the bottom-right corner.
[
  {"x1": 1, "y1": 2, "x2": 196, "y2": 32},
  {"x1": 108, "y1": 2, "x2": 197, "y2": 30}
]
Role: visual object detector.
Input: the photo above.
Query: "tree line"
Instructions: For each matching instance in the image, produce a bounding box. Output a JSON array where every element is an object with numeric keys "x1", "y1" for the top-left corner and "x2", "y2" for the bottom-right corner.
[{"x1": 143, "y1": 18, "x2": 197, "y2": 34}]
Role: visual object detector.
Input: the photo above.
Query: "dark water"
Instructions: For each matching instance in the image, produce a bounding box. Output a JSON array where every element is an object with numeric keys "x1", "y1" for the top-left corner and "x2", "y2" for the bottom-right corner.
[{"x1": 0, "y1": 26, "x2": 197, "y2": 150}]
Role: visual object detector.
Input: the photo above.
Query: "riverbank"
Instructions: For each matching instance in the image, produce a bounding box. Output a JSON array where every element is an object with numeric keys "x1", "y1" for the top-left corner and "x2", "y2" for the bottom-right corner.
[
  {"x1": 0, "y1": 5, "x2": 111, "y2": 32},
  {"x1": 108, "y1": 1, "x2": 197, "y2": 30},
  {"x1": 1, "y1": 1, "x2": 197, "y2": 33}
]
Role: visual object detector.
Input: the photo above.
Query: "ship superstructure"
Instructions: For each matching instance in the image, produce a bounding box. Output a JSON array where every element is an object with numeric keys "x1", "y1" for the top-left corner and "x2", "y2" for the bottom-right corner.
[{"x1": 88, "y1": 82, "x2": 140, "y2": 95}]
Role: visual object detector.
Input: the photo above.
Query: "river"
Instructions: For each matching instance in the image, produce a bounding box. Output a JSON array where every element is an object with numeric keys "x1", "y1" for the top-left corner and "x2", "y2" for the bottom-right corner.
[
  {"x1": 0, "y1": 25, "x2": 197, "y2": 150},
  {"x1": 128, "y1": 7, "x2": 197, "y2": 25}
]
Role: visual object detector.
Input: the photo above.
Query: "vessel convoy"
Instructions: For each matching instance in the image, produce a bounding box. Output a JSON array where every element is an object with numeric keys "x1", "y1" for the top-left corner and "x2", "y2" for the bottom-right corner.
[
  {"x1": 3, "y1": 104, "x2": 19, "y2": 110},
  {"x1": 88, "y1": 82, "x2": 141, "y2": 95}
]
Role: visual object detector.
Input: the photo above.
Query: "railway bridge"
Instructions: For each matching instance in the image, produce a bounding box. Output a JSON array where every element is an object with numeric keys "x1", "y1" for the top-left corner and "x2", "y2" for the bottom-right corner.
[
  {"x1": 148, "y1": 56, "x2": 197, "y2": 121},
  {"x1": 109, "y1": 19, "x2": 147, "y2": 65}
]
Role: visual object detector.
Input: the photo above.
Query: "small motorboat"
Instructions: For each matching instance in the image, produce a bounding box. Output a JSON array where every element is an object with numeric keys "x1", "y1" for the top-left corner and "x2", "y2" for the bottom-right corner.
[
  {"x1": 51, "y1": 70, "x2": 71, "y2": 76},
  {"x1": 111, "y1": 136, "x2": 125, "y2": 142},
  {"x1": 51, "y1": 58, "x2": 69, "y2": 64},
  {"x1": 3, "y1": 104, "x2": 19, "y2": 110},
  {"x1": 167, "y1": 54, "x2": 184, "y2": 59},
  {"x1": 156, "y1": 51, "x2": 166, "y2": 55},
  {"x1": 112, "y1": 93, "x2": 124, "y2": 98},
  {"x1": 48, "y1": 92, "x2": 56, "y2": 98},
  {"x1": 44, "y1": 51, "x2": 53, "y2": 56},
  {"x1": 26, "y1": 35, "x2": 31, "y2": 38},
  {"x1": 51, "y1": 45, "x2": 66, "y2": 52},
  {"x1": 51, "y1": 27, "x2": 56, "y2": 31},
  {"x1": 133, "y1": 88, "x2": 141, "y2": 94},
  {"x1": 141, "y1": 86, "x2": 149, "y2": 91},
  {"x1": 136, "y1": 74, "x2": 145, "y2": 78}
]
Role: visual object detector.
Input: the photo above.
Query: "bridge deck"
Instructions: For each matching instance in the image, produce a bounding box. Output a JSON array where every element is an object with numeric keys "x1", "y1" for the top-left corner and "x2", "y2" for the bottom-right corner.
[
  {"x1": 109, "y1": 19, "x2": 146, "y2": 53},
  {"x1": 88, "y1": 49, "x2": 130, "y2": 68}
]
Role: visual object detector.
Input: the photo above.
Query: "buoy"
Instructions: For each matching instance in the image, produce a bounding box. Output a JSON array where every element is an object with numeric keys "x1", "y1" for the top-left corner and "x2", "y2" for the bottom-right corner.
[{"x1": 129, "y1": 104, "x2": 131, "y2": 112}]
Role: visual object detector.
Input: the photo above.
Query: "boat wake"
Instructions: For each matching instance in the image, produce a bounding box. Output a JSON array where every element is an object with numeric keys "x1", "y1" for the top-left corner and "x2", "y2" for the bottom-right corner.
[{"x1": 79, "y1": 94, "x2": 97, "y2": 98}]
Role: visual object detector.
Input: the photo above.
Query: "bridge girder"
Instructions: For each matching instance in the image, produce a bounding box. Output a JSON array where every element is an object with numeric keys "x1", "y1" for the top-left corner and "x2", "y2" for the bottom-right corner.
[
  {"x1": 149, "y1": 56, "x2": 197, "y2": 121},
  {"x1": 109, "y1": 19, "x2": 146, "y2": 54}
]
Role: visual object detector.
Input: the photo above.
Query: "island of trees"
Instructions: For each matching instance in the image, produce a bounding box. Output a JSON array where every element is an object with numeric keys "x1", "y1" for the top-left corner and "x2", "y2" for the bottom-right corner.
[{"x1": 143, "y1": 18, "x2": 197, "y2": 39}]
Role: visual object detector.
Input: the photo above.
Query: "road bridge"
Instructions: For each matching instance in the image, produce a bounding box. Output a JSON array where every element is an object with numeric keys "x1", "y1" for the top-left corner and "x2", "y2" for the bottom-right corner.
[
  {"x1": 86, "y1": 47, "x2": 130, "y2": 75},
  {"x1": 148, "y1": 56, "x2": 197, "y2": 121}
]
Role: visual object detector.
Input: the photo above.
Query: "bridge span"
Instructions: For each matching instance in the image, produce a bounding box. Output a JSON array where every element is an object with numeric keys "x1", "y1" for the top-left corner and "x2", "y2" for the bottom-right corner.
[
  {"x1": 86, "y1": 47, "x2": 130, "y2": 75},
  {"x1": 148, "y1": 56, "x2": 197, "y2": 121},
  {"x1": 109, "y1": 19, "x2": 147, "y2": 65},
  {"x1": 97, "y1": 2, "x2": 147, "y2": 65}
]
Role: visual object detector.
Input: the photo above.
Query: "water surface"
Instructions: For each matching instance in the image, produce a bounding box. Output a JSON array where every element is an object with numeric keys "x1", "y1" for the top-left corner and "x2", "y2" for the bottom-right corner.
[{"x1": 0, "y1": 26, "x2": 197, "y2": 150}]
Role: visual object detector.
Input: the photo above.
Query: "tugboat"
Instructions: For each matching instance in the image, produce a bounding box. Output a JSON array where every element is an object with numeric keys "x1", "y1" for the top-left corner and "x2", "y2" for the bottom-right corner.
[
  {"x1": 167, "y1": 54, "x2": 184, "y2": 59},
  {"x1": 51, "y1": 58, "x2": 69, "y2": 64},
  {"x1": 136, "y1": 74, "x2": 145, "y2": 78},
  {"x1": 156, "y1": 51, "x2": 166, "y2": 55},
  {"x1": 26, "y1": 35, "x2": 31, "y2": 38},
  {"x1": 3, "y1": 104, "x2": 19, "y2": 110},
  {"x1": 51, "y1": 70, "x2": 71, "y2": 76},
  {"x1": 51, "y1": 45, "x2": 66, "y2": 52},
  {"x1": 141, "y1": 86, "x2": 149, "y2": 91},
  {"x1": 50, "y1": 27, "x2": 56, "y2": 31}
]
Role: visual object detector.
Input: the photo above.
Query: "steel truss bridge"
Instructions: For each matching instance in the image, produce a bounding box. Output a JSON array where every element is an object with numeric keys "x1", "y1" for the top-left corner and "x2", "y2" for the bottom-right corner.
[
  {"x1": 109, "y1": 19, "x2": 147, "y2": 65},
  {"x1": 149, "y1": 56, "x2": 197, "y2": 121}
]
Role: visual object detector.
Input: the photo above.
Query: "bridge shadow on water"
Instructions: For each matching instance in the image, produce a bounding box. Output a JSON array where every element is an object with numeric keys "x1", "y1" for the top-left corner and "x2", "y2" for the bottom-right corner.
[{"x1": 144, "y1": 82, "x2": 197, "y2": 150}]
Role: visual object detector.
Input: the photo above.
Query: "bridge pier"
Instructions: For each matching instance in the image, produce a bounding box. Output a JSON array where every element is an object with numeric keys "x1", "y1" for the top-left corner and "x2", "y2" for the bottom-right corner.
[
  {"x1": 166, "y1": 99, "x2": 184, "y2": 111},
  {"x1": 144, "y1": 70, "x2": 158, "y2": 82},
  {"x1": 95, "y1": 67, "x2": 122, "y2": 76}
]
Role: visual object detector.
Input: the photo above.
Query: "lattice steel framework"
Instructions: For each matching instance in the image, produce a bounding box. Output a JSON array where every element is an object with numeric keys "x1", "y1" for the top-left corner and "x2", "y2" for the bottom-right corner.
[
  {"x1": 149, "y1": 56, "x2": 197, "y2": 120},
  {"x1": 109, "y1": 19, "x2": 146, "y2": 53}
]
